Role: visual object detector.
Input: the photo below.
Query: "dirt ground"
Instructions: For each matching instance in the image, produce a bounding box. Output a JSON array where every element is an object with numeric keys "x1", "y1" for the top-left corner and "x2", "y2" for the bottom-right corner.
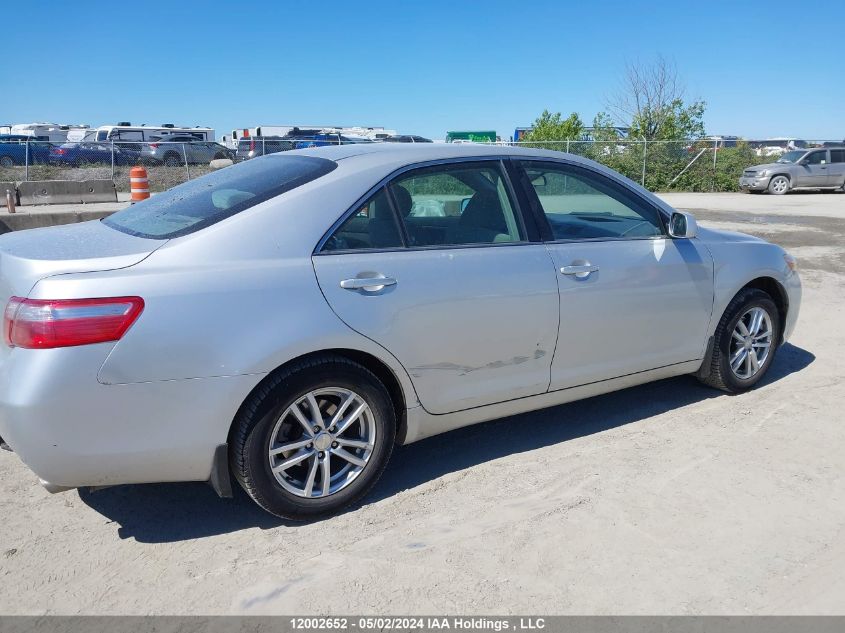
[{"x1": 0, "y1": 192, "x2": 843, "y2": 615}]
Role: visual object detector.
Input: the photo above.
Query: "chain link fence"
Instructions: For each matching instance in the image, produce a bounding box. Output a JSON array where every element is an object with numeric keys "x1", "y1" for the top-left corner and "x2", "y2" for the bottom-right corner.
[
  {"x1": 1, "y1": 137, "x2": 843, "y2": 194},
  {"x1": 0, "y1": 140, "x2": 234, "y2": 193},
  {"x1": 493, "y1": 139, "x2": 845, "y2": 192}
]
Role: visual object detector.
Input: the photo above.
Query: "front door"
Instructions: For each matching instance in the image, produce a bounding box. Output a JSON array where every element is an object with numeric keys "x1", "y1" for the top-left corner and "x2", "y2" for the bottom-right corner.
[
  {"x1": 797, "y1": 150, "x2": 831, "y2": 187},
  {"x1": 313, "y1": 160, "x2": 560, "y2": 414},
  {"x1": 514, "y1": 160, "x2": 714, "y2": 391}
]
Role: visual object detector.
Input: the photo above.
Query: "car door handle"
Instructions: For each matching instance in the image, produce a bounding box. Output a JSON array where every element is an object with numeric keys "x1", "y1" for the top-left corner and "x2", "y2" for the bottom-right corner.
[
  {"x1": 561, "y1": 264, "x2": 599, "y2": 278},
  {"x1": 340, "y1": 276, "x2": 397, "y2": 291}
]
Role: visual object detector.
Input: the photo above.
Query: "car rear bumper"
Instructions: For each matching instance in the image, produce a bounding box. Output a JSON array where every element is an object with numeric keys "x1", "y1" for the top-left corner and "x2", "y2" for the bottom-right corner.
[{"x1": 0, "y1": 344, "x2": 263, "y2": 491}]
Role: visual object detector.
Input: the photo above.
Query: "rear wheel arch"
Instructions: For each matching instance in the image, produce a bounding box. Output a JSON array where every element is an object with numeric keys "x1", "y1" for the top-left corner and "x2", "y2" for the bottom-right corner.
[{"x1": 228, "y1": 348, "x2": 408, "y2": 447}]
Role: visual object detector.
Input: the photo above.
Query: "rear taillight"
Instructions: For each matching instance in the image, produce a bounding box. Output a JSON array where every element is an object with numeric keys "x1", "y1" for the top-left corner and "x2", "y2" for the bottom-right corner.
[
  {"x1": 149, "y1": 143, "x2": 159, "y2": 149},
  {"x1": 53, "y1": 148, "x2": 66, "y2": 155},
  {"x1": 4, "y1": 296, "x2": 144, "y2": 349},
  {"x1": 249, "y1": 139, "x2": 255, "y2": 151}
]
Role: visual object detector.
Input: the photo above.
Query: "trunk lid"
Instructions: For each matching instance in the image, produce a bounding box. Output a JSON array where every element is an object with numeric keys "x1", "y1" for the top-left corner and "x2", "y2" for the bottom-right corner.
[{"x1": 0, "y1": 219, "x2": 165, "y2": 302}]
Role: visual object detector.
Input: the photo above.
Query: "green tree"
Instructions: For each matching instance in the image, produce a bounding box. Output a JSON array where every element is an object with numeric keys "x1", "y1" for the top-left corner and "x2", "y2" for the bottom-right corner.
[
  {"x1": 590, "y1": 112, "x2": 620, "y2": 141},
  {"x1": 522, "y1": 110, "x2": 584, "y2": 144},
  {"x1": 628, "y1": 98, "x2": 706, "y2": 141}
]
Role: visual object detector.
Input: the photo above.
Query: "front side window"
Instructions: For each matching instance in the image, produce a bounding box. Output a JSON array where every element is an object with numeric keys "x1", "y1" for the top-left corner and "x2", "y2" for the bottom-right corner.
[
  {"x1": 321, "y1": 188, "x2": 403, "y2": 251},
  {"x1": 388, "y1": 162, "x2": 523, "y2": 247},
  {"x1": 103, "y1": 155, "x2": 337, "y2": 239},
  {"x1": 519, "y1": 161, "x2": 663, "y2": 241},
  {"x1": 807, "y1": 151, "x2": 827, "y2": 165}
]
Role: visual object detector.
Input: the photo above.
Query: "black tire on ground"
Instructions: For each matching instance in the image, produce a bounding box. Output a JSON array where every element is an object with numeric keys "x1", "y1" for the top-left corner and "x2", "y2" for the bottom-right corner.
[
  {"x1": 698, "y1": 288, "x2": 781, "y2": 393},
  {"x1": 163, "y1": 153, "x2": 182, "y2": 167},
  {"x1": 767, "y1": 175, "x2": 790, "y2": 195},
  {"x1": 229, "y1": 354, "x2": 396, "y2": 520},
  {"x1": 0, "y1": 156, "x2": 14, "y2": 168}
]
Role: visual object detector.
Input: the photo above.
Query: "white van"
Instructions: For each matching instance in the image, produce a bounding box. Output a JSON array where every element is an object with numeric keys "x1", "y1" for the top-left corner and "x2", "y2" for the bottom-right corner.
[{"x1": 95, "y1": 123, "x2": 215, "y2": 143}]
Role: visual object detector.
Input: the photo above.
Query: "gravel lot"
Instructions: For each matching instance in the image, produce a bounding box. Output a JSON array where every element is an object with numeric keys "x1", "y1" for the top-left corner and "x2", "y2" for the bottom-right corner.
[{"x1": 0, "y1": 192, "x2": 843, "y2": 615}]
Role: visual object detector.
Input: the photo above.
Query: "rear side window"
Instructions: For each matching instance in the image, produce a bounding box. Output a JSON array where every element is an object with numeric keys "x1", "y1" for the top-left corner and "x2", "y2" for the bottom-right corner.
[
  {"x1": 322, "y1": 188, "x2": 403, "y2": 251},
  {"x1": 830, "y1": 149, "x2": 845, "y2": 163},
  {"x1": 103, "y1": 155, "x2": 336, "y2": 239}
]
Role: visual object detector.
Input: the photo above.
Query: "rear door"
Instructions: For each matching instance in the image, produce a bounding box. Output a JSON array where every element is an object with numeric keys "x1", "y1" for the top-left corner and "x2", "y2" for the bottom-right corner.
[
  {"x1": 828, "y1": 149, "x2": 845, "y2": 187},
  {"x1": 312, "y1": 159, "x2": 560, "y2": 414},
  {"x1": 513, "y1": 160, "x2": 714, "y2": 390}
]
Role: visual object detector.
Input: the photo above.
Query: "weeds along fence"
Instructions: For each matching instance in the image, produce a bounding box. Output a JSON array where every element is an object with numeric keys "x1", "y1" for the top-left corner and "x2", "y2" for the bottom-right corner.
[
  {"x1": 0, "y1": 138, "x2": 841, "y2": 193},
  {"x1": 493, "y1": 139, "x2": 841, "y2": 192}
]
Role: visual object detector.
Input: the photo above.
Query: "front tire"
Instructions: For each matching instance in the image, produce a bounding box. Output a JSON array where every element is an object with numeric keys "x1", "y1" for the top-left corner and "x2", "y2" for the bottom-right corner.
[
  {"x1": 230, "y1": 355, "x2": 396, "y2": 520},
  {"x1": 698, "y1": 288, "x2": 781, "y2": 393},
  {"x1": 768, "y1": 175, "x2": 790, "y2": 195}
]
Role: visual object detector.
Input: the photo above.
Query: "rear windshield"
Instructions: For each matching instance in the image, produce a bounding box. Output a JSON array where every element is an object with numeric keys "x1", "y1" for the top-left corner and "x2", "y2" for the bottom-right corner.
[{"x1": 103, "y1": 155, "x2": 336, "y2": 239}]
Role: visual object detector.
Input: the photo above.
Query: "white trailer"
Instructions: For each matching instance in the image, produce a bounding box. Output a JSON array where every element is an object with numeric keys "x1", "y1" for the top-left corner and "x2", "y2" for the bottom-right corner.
[
  {"x1": 10, "y1": 123, "x2": 89, "y2": 143},
  {"x1": 231, "y1": 125, "x2": 396, "y2": 141},
  {"x1": 94, "y1": 123, "x2": 215, "y2": 142}
]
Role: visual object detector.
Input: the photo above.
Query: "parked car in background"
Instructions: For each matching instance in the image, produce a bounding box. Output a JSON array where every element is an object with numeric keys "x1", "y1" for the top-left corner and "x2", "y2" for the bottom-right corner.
[
  {"x1": 49, "y1": 138, "x2": 141, "y2": 166},
  {"x1": 0, "y1": 144, "x2": 801, "y2": 520},
  {"x1": 236, "y1": 136, "x2": 296, "y2": 161},
  {"x1": 382, "y1": 135, "x2": 433, "y2": 143},
  {"x1": 236, "y1": 133, "x2": 373, "y2": 161},
  {"x1": 293, "y1": 133, "x2": 373, "y2": 149},
  {"x1": 740, "y1": 148, "x2": 845, "y2": 194},
  {"x1": 0, "y1": 135, "x2": 52, "y2": 167},
  {"x1": 139, "y1": 136, "x2": 234, "y2": 166}
]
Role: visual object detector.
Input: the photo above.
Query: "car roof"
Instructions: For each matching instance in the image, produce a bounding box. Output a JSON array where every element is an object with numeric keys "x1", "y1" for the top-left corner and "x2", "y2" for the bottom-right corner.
[{"x1": 270, "y1": 142, "x2": 598, "y2": 170}]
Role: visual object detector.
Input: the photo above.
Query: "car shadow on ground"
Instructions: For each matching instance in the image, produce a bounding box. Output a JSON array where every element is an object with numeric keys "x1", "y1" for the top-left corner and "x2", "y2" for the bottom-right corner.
[{"x1": 79, "y1": 343, "x2": 814, "y2": 543}]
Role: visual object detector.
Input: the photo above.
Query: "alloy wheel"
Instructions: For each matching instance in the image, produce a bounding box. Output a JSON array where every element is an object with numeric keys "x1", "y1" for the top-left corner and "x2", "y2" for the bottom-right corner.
[
  {"x1": 729, "y1": 307, "x2": 773, "y2": 380},
  {"x1": 268, "y1": 388, "x2": 376, "y2": 498},
  {"x1": 770, "y1": 176, "x2": 789, "y2": 194}
]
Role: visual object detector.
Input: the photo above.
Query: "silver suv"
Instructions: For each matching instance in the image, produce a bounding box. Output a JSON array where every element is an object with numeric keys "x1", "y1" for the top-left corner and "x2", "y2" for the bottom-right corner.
[{"x1": 740, "y1": 148, "x2": 845, "y2": 194}]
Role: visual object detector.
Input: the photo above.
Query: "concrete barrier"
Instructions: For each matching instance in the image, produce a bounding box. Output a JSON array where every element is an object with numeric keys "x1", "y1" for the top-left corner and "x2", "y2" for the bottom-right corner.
[
  {"x1": 78, "y1": 180, "x2": 118, "y2": 203},
  {"x1": 17, "y1": 180, "x2": 117, "y2": 206},
  {"x1": 0, "y1": 207, "x2": 117, "y2": 234},
  {"x1": 209, "y1": 158, "x2": 234, "y2": 170}
]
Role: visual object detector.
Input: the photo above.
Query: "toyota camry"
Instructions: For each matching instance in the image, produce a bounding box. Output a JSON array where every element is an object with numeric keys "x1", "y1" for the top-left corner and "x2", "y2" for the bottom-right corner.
[{"x1": 0, "y1": 144, "x2": 801, "y2": 519}]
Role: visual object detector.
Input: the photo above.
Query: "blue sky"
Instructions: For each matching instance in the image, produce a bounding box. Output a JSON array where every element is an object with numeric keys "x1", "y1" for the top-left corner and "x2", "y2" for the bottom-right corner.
[{"x1": 8, "y1": 0, "x2": 844, "y2": 141}]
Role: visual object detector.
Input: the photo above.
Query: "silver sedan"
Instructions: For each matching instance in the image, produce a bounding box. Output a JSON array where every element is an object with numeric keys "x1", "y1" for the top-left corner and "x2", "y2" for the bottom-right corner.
[{"x1": 0, "y1": 144, "x2": 801, "y2": 519}]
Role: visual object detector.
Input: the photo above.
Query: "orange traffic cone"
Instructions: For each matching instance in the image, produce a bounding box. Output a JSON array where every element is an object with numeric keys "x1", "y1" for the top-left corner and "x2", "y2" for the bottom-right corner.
[{"x1": 130, "y1": 166, "x2": 150, "y2": 201}]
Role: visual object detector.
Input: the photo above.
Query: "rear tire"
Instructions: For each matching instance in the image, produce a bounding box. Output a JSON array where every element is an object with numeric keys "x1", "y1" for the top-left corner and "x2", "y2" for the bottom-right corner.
[
  {"x1": 698, "y1": 288, "x2": 781, "y2": 393},
  {"x1": 230, "y1": 355, "x2": 396, "y2": 520},
  {"x1": 768, "y1": 175, "x2": 790, "y2": 195},
  {"x1": 163, "y1": 153, "x2": 182, "y2": 167},
  {"x1": 0, "y1": 156, "x2": 14, "y2": 168}
]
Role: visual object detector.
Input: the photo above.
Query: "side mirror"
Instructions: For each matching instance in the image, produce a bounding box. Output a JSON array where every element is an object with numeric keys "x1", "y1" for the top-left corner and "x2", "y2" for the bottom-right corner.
[
  {"x1": 798, "y1": 159, "x2": 809, "y2": 166},
  {"x1": 668, "y1": 211, "x2": 697, "y2": 239}
]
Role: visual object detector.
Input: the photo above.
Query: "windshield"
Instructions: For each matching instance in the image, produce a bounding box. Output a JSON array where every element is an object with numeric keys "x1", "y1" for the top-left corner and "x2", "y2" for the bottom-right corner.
[
  {"x1": 777, "y1": 150, "x2": 806, "y2": 164},
  {"x1": 103, "y1": 155, "x2": 337, "y2": 239}
]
